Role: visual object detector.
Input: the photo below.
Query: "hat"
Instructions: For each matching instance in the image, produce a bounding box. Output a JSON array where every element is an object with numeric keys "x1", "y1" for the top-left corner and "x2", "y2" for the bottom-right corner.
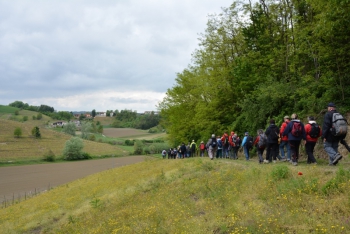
[
  {"x1": 192, "y1": 140, "x2": 194, "y2": 142},
  {"x1": 284, "y1": 115, "x2": 290, "y2": 119},
  {"x1": 211, "y1": 134, "x2": 216, "y2": 138},
  {"x1": 201, "y1": 141, "x2": 204, "y2": 143},
  {"x1": 327, "y1": 102, "x2": 336, "y2": 107},
  {"x1": 245, "y1": 132, "x2": 248, "y2": 135}
]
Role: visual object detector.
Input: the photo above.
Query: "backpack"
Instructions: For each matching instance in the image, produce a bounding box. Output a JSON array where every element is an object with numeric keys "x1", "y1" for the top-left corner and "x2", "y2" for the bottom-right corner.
[
  {"x1": 291, "y1": 121, "x2": 302, "y2": 137},
  {"x1": 257, "y1": 134, "x2": 267, "y2": 149},
  {"x1": 224, "y1": 136, "x2": 229, "y2": 147},
  {"x1": 309, "y1": 123, "x2": 320, "y2": 138},
  {"x1": 200, "y1": 143, "x2": 205, "y2": 150},
  {"x1": 191, "y1": 143, "x2": 196, "y2": 151},
  {"x1": 245, "y1": 136, "x2": 253, "y2": 149},
  {"x1": 235, "y1": 138, "x2": 241, "y2": 147},
  {"x1": 217, "y1": 139, "x2": 223, "y2": 148},
  {"x1": 331, "y1": 113, "x2": 348, "y2": 137},
  {"x1": 269, "y1": 126, "x2": 279, "y2": 141},
  {"x1": 211, "y1": 139, "x2": 217, "y2": 148}
]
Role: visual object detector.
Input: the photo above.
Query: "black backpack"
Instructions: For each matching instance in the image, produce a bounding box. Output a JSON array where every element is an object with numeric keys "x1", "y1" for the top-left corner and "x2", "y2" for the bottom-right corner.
[
  {"x1": 245, "y1": 136, "x2": 253, "y2": 149},
  {"x1": 224, "y1": 136, "x2": 229, "y2": 147},
  {"x1": 309, "y1": 123, "x2": 320, "y2": 138},
  {"x1": 211, "y1": 138, "x2": 217, "y2": 148},
  {"x1": 269, "y1": 125, "x2": 279, "y2": 141}
]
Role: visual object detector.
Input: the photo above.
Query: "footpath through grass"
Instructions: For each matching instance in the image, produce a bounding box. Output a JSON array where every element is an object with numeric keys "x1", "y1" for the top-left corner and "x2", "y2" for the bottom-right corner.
[{"x1": 0, "y1": 157, "x2": 349, "y2": 233}]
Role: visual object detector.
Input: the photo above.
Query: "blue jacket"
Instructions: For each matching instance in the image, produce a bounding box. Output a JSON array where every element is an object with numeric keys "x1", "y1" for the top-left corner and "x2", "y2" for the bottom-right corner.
[{"x1": 283, "y1": 119, "x2": 306, "y2": 141}]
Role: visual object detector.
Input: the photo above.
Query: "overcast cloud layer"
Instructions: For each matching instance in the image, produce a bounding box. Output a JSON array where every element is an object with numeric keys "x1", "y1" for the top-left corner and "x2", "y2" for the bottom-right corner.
[{"x1": 0, "y1": 0, "x2": 232, "y2": 112}]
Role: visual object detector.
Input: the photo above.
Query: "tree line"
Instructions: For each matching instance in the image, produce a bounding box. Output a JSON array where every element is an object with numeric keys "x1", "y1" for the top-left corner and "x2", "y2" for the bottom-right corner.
[{"x1": 159, "y1": 0, "x2": 350, "y2": 146}]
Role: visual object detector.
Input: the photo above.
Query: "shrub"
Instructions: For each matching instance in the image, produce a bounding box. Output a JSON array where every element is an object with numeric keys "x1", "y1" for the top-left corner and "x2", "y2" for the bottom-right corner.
[
  {"x1": 14, "y1": 127, "x2": 22, "y2": 138},
  {"x1": 22, "y1": 116, "x2": 28, "y2": 122},
  {"x1": 63, "y1": 137, "x2": 85, "y2": 160},
  {"x1": 43, "y1": 149, "x2": 56, "y2": 162},
  {"x1": 31, "y1": 126, "x2": 41, "y2": 138},
  {"x1": 134, "y1": 140, "x2": 144, "y2": 155},
  {"x1": 125, "y1": 139, "x2": 134, "y2": 146},
  {"x1": 62, "y1": 122, "x2": 76, "y2": 136},
  {"x1": 88, "y1": 134, "x2": 96, "y2": 141},
  {"x1": 37, "y1": 113, "x2": 42, "y2": 120}
]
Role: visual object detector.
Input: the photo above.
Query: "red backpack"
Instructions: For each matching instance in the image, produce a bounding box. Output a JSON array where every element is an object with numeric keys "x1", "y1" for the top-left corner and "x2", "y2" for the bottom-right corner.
[{"x1": 291, "y1": 122, "x2": 302, "y2": 137}]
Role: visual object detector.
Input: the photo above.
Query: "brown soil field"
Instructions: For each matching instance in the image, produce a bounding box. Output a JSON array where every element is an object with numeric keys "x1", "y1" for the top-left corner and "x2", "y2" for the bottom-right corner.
[
  {"x1": 103, "y1": 128, "x2": 148, "y2": 138},
  {"x1": 0, "y1": 156, "x2": 146, "y2": 204}
]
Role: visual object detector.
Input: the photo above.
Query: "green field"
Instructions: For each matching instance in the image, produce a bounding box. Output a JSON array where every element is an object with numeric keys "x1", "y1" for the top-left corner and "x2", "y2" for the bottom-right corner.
[{"x1": 0, "y1": 158, "x2": 349, "y2": 233}]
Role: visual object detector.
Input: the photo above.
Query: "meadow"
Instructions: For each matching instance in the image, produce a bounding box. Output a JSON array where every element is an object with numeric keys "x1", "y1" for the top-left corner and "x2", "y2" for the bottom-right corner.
[{"x1": 0, "y1": 157, "x2": 349, "y2": 233}]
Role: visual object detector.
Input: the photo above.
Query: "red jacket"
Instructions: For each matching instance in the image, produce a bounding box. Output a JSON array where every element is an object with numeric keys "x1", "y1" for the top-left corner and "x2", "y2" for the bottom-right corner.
[
  {"x1": 253, "y1": 135, "x2": 260, "y2": 146},
  {"x1": 280, "y1": 120, "x2": 290, "y2": 141},
  {"x1": 228, "y1": 132, "x2": 235, "y2": 146},
  {"x1": 305, "y1": 122, "x2": 322, "y2": 142},
  {"x1": 221, "y1": 133, "x2": 229, "y2": 147}
]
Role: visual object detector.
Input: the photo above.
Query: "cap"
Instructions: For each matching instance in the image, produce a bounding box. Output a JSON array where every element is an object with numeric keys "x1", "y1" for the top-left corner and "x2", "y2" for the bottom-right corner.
[
  {"x1": 327, "y1": 102, "x2": 336, "y2": 107},
  {"x1": 211, "y1": 134, "x2": 216, "y2": 138},
  {"x1": 284, "y1": 115, "x2": 290, "y2": 119}
]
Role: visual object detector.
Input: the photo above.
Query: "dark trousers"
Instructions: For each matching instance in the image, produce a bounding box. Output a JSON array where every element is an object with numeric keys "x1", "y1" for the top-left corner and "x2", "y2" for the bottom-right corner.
[
  {"x1": 289, "y1": 140, "x2": 301, "y2": 162},
  {"x1": 305, "y1": 141, "x2": 317, "y2": 163},
  {"x1": 266, "y1": 143, "x2": 279, "y2": 161},
  {"x1": 257, "y1": 148, "x2": 264, "y2": 163}
]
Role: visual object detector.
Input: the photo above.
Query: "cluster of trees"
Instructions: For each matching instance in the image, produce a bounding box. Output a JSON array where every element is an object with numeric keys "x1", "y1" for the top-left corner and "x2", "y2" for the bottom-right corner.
[
  {"x1": 9, "y1": 101, "x2": 73, "y2": 120},
  {"x1": 108, "y1": 110, "x2": 161, "y2": 130},
  {"x1": 159, "y1": 0, "x2": 350, "y2": 145}
]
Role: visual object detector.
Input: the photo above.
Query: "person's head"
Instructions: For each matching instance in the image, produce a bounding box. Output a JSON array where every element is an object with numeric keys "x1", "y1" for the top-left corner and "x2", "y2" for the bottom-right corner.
[
  {"x1": 231, "y1": 131, "x2": 235, "y2": 135},
  {"x1": 284, "y1": 115, "x2": 290, "y2": 121},
  {"x1": 308, "y1": 116, "x2": 315, "y2": 121},
  {"x1": 245, "y1": 132, "x2": 249, "y2": 136},
  {"x1": 234, "y1": 133, "x2": 237, "y2": 137},
  {"x1": 211, "y1": 134, "x2": 216, "y2": 138},
  {"x1": 257, "y1": 129, "x2": 264, "y2": 134},
  {"x1": 291, "y1": 113, "x2": 298, "y2": 120},
  {"x1": 270, "y1": 119, "x2": 275, "y2": 124},
  {"x1": 327, "y1": 102, "x2": 336, "y2": 111}
]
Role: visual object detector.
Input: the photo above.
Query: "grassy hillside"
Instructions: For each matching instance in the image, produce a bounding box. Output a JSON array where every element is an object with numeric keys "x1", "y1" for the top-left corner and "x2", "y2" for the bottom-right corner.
[
  {"x1": 0, "y1": 158, "x2": 349, "y2": 233},
  {"x1": 0, "y1": 119, "x2": 126, "y2": 163}
]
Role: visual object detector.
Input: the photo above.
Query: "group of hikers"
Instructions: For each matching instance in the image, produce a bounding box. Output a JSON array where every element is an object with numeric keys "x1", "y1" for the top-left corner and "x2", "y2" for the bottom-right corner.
[{"x1": 162, "y1": 102, "x2": 349, "y2": 166}]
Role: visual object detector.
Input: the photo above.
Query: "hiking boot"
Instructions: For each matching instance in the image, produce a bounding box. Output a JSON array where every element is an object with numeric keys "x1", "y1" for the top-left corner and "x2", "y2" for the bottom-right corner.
[
  {"x1": 273, "y1": 160, "x2": 277, "y2": 163},
  {"x1": 293, "y1": 162, "x2": 298, "y2": 166},
  {"x1": 332, "y1": 154, "x2": 342, "y2": 165},
  {"x1": 263, "y1": 159, "x2": 269, "y2": 164}
]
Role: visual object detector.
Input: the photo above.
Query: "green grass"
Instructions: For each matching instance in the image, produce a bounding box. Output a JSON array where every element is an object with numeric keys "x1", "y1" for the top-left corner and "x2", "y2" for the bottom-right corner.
[
  {"x1": 0, "y1": 158, "x2": 349, "y2": 233},
  {"x1": 0, "y1": 105, "x2": 18, "y2": 114}
]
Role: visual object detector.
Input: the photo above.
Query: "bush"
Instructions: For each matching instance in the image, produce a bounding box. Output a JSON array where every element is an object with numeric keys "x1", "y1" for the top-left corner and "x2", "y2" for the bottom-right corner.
[
  {"x1": 125, "y1": 139, "x2": 134, "y2": 146},
  {"x1": 134, "y1": 140, "x2": 144, "y2": 155},
  {"x1": 88, "y1": 134, "x2": 96, "y2": 141},
  {"x1": 14, "y1": 127, "x2": 22, "y2": 138},
  {"x1": 62, "y1": 122, "x2": 76, "y2": 136},
  {"x1": 43, "y1": 149, "x2": 56, "y2": 162},
  {"x1": 63, "y1": 137, "x2": 85, "y2": 160},
  {"x1": 22, "y1": 116, "x2": 28, "y2": 122},
  {"x1": 31, "y1": 126, "x2": 41, "y2": 138}
]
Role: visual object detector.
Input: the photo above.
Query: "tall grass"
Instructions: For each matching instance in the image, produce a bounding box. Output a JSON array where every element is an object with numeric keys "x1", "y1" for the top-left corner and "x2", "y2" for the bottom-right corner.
[{"x1": 0, "y1": 158, "x2": 349, "y2": 233}]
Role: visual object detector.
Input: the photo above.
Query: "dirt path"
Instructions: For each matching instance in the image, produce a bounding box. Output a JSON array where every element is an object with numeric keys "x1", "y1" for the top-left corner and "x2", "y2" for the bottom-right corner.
[{"x1": 0, "y1": 156, "x2": 146, "y2": 203}]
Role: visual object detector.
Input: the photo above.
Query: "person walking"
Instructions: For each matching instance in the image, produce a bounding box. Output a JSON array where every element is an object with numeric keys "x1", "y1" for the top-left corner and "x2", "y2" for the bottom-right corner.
[
  {"x1": 304, "y1": 116, "x2": 322, "y2": 164},
  {"x1": 253, "y1": 129, "x2": 267, "y2": 164},
  {"x1": 206, "y1": 134, "x2": 218, "y2": 160},
  {"x1": 199, "y1": 141, "x2": 206, "y2": 157},
  {"x1": 221, "y1": 132, "x2": 230, "y2": 159},
  {"x1": 279, "y1": 116, "x2": 291, "y2": 161},
  {"x1": 216, "y1": 136, "x2": 223, "y2": 158},
  {"x1": 190, "y1": 140, "x2": 197, "y2": 157},
  {"x1": 265, "y1": 119, "x2": 280, "y2": 163},
  {"x1": 283, "y1": 113, "x2": 306, "y2": 166},
  {"x1": 322, "y1": 102, "x2": 347, "y2": 166},
  {"x1": 241, "y1": 132, "x2": 252, "y2": 160}
]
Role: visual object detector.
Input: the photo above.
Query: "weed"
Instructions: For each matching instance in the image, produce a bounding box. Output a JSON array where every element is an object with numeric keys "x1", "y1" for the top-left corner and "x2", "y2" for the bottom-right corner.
[{"x1": 271, "y1": 165, "x2": 290, "y2": 180}]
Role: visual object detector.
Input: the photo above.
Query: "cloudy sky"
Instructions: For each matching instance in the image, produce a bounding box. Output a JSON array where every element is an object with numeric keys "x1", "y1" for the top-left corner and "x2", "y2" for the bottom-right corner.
[{"x1": 0, "y1": 0, "x2": 232, "y2": 112}]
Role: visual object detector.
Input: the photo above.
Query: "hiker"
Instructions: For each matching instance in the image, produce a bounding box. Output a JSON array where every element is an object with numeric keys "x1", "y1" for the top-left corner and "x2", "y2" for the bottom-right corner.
[
  {"x1": 221, "y1": 132, "x2": 230, "y2": 159},
  {"x1": 241, "y1": 132, "x2": 252, "y2": 160},
  {"x1": 206, "y1": 134, "x2": 218, "y2": 160},
  {"x1": 253, "y1": 129, "x2": 267, "y2": 164},
  {"x1": 186, "y1": 143, "x2": 191, "y2": 158},
  {"x1": 228, "y1": 131, "x2": 236, "y2": 159},
  {"x1": 180, "y1": 143, "x2": 187, "y2": 159},
  {"x1": 190, "y1": 140, "x2": 197, "y2": 157},
  {"x1": 279, "y1": 116, "x2": 291, "y2": 161},
  {"x1": 322, "y1": 102, "x2": 347, "y2": 166},
  {"x1": 283, "y1": 113, "x2": 306, "y2": 166},
  {"x1": 304, "y1": 116, "x2": 322, "y2": 164},
  {"x1": 216, "y1": 135, "x2": 223, "y2": 158},
  {"x1": 231, "y1": 133, "x2": 240, "y2": 160},
  {"x1": 264, "y1": 119, "x2": 281, "y2": 163},
  {"x1": 162, "y1": 149, "x2": 167, "y2": 159},
  {"x1": 199, "y1": 141, "x2": 206, "y2": 157}
]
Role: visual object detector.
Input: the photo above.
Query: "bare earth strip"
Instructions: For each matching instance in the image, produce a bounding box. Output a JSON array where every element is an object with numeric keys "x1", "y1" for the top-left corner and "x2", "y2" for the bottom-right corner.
[{"x1": 0, "y1": 156, "x2": 145, "y2": 203}]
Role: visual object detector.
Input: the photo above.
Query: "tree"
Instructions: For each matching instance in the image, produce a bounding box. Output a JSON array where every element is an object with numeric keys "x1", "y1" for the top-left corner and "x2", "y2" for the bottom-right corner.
[
  {"x1": 92, "y1": 109, "x2": 96, "y2": 118},
  {"x1": 62, "y1": 122, "x2": 76, "y2": 136},
  {"x1": 14, "y1": 127, "x2": 22, "y2": 138},
  {"x1": 63, "y1": 137, "x2": 84, "y2": 160},
  {"x1": 31, "y1": 126, "x2": 41, "y2": 138},
  {"x1": 81, "y1": 121, "x2": 92, "y2": 139},
  {"x1": 36, "y1": 113, "x2": 42, "y2": 120}
]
